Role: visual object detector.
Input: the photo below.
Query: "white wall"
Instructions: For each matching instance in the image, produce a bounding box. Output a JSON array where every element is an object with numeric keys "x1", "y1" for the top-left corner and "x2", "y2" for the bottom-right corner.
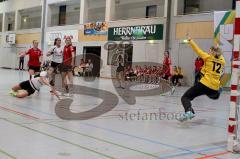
[
  {"x1": 47, "y1": 0, "x2": 80, "y2": 5},
  {"x1": 131, "y1": 41, "x2": 164, "y2": 63},
  {"x1": 0, "y1": 42, "x2": 34, "y2": 69},
  {"x1": 88, "y1": 0, "x2": 106, "y2": 9},
  {"x1": 87, "y1": 0, "x2": 106, "y2": 22},
  {"x1": 88, "y1": 7, "x2": 105, "y2": 22}
]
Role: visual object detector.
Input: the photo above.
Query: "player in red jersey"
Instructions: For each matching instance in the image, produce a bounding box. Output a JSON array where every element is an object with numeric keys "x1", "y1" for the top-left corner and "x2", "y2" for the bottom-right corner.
[
  {"x1": 20, "y1": 40, "x2": 43, "y2": 79},
  {"x1": 61, "y1": 37, "x2": 75, "y2": 96},
  {"x1": 162, "y1": 51, "x2": 171, "y2": 80}
]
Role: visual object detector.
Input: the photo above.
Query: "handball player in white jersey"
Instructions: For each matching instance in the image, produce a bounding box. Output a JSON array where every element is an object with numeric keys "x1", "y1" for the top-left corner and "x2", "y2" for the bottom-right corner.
[{"x1": 10, "y1": 67, "x2": 58, "y2": 98}]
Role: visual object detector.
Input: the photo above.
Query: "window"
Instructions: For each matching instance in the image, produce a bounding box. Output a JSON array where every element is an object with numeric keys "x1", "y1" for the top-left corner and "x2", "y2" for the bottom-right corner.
[
  {"x1": 114, "y1": 0, "x2": 165, "y2": 20},
  {"x1": 146, "y1": 5, "x2": 157, "y2": 18},
  {"x1": 49, "y1": 2, "x2": 80, "y2": 27},
  {"x1": 181, "y1": 0, "x2": 233, "y2": 15},
  {"x1": 19, "y1": 7, "x2": 42, "y2": 29},
  {"x1": 184, "y1": 0, "x2": 200, "y2": 14},
  {"x1": 5, "y1": 12, "x2": 15, "y2": 31},
  {"x1": 87, "y1": 0, "x2": 106, "y2": 23},
  {"x1": 59, "y1": 5, "x2": 66, "y2": 25}
]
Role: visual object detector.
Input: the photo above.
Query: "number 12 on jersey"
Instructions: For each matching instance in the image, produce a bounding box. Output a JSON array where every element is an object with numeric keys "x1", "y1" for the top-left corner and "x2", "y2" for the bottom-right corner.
[{"x1": 212, "y1": 61, "x2": 222, "y2": 74}]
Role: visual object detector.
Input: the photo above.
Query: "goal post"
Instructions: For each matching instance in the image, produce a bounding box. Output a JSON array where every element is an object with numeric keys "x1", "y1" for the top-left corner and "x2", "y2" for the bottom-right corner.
[{"x1": 228, "y1": 0, "x2": 240, "y2": 153}]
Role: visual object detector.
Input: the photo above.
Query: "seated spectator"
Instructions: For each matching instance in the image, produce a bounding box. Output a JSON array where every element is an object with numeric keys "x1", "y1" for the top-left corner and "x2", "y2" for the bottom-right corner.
[
  {"x1": 85, "y1": 59, "x2": 93, "y2": 76},
  {"x1": 134, "y1": 65, "x2": 139, "y2": 81},
  {"x1": 150, "y1": 66, "x2": 158, "y2": 84},
  {"x1": 139, "y1": 66, "x2": 144, "y2": 82},
  {"x1": 133, "y1": 65, "x2": 138, "y2": 75},
  {"x1": 78, "y1": 59, "x2": 86, "y2": 76},
  {"x1": 177, "y1": 67, "x2": 183, "y2": 86},
  {"x1": 171, "y1": 66, "x2": 178, "y2": 86},
  {"x1": 143, "y1": 65, "x2": 148, "y2": 82},
  {"x1": 171, "y1": 66, "x2": 183, "y2": 86},
  {"x1": 125, "y1": 65, "x2": 136, "y2": 81},
  {"x1": 156, "y1": 66, "x2": 163, "y2": 84},
  {"x1": 134, "y1": 66, "x2": 143, "y2": 82},
  {"x1": 145, "y1": 66, "x2": 152, "y2": 83},
  {"x1": 125, "y1": 65, "x2": 131, "y2": 80}
]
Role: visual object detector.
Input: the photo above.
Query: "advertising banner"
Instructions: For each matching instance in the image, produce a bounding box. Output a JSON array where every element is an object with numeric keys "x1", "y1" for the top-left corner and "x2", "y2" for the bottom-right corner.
[
  {"x1": 108, "y1": 24, "x2": 164, "y2": 41},
  {"x1": 84, "y1": 22, "x2": 108, "y2": 35}
]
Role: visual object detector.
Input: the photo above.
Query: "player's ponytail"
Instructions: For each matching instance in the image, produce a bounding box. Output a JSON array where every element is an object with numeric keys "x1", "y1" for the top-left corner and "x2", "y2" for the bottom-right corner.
[{"x1": 54, "y1": 38, "x2": 59, "y2": 46}]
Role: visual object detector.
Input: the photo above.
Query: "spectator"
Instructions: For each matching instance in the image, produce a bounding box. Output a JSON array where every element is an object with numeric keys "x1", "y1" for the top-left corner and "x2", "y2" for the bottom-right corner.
[
  {"x1": 163, "y1": 51, "x2": 171, "y2": 80},
  {"x1": 85, "y1": 59, "x2": 94, "y2": 76},
  {"x1": 139, "y1": 66, "x2": 144, "y2": 82},
  {"x1": 177, "y1": 67, "x2": 184, "y2": 86},
  {"x1": 125, "y1": 65, "x2": 134, "y2": 81},
  {"x1": 19, "y1": 56, "x2": 24, "y2": 70},
  {"x1": 115, "y1": 54, "x2": 125, "y2": 89},
  {"x1": 78, "y1": 59, "x2": 86, "y2": 76},
  {"x1": 136, "y1": 66, "x2": 144, "y2": 82},
  {"x1": 134, "y1": 66, "x2": 142, "y2": 82},
  {"x1": 145, "y1": 66, "x2": 152, "y2": 83},
  {"x1": 130, "y1": 66, "x2": 137, "y2": 81},
  {"x1": 195, "y1": 56, "x2": 204, "y2": 85},
  {"x1": 150, "y1": 66, "x2": 158, "y2": 84},
  {"x1": 143, "y1": 65, "x2": 148, "y2": 82},
  {"x1": 171, "y1": 66, "x2": 183, "y2": 86},
  {"x1": 134, "y1": 65, "x2": 138, "y2": 79}
]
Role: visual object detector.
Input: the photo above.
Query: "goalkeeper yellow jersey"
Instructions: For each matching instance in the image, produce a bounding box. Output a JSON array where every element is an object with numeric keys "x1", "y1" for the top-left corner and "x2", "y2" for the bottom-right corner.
[{"x1": 189, "y1": 40, "x2": 226, "y2": 90}]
